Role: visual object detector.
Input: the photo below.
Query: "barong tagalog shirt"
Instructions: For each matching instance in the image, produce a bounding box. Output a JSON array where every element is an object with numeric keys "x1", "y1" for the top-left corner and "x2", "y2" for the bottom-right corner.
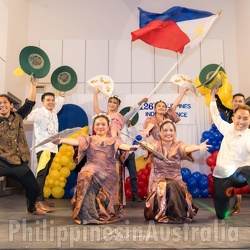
[
  {"x1": 27, "y1": 96, "x2": 64, "y2": 153},
  {"x1": 210, "y1": 101, "x2": 250, "y2": 178}
]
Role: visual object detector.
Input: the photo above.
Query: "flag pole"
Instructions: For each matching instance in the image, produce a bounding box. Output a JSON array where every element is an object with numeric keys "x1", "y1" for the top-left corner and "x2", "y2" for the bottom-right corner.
[
  {"x1": 147, "y1": 53, "x2": 185, "y2": 99},
  {"x1": 126, "y1": 53, "x2": 186, "y2": 122}
]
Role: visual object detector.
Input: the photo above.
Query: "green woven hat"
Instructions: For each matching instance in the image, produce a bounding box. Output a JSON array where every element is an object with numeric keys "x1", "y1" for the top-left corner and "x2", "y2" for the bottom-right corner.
[
  {"x1": 51, "y1": 66, "x2": 78, "y2": 91},
  {"x1": 199, "y1": 64, "x2": 225, "y2": 89},
  {"x1": 19, "y1": 46, "x2": 50, "y2": 78}
]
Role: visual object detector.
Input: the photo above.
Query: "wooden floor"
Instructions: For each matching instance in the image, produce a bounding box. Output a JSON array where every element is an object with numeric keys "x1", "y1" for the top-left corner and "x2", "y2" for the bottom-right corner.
[{"x1": 0, "y1": 193, "x2": 249, "y2": 249}]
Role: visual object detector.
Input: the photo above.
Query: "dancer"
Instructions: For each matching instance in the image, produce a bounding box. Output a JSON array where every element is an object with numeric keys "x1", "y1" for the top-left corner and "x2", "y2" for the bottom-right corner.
[
  {"x1": 216, "y1": 93, "x2": 245, "y2": 123},
  {"x1": 210, "y1": 87, "x2": 250, "y2": 219},
  {"x1": 27, "y1": 91, "x2": 65, "y2": 212},
  {"x1": 143, "y1": 119, "x2": 210, "y2": 223},
  {"x1": 142, "y1": 87, "x2": 189, "y2": 140},
  {"x1": 53, "y1": 113, "x2": 140, "y2": 224},
  {"x1": 0, "y1": 75, "x2": 46, "y2": 215},
  {"x1": 93, "y1": 87, "x2": 124, "y2": 137}
]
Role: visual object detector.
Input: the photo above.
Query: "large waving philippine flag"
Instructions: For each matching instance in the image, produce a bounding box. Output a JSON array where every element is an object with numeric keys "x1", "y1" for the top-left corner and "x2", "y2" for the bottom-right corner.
[{"x1": 131, "y1": 6, "x2": 220, "y2": 54}]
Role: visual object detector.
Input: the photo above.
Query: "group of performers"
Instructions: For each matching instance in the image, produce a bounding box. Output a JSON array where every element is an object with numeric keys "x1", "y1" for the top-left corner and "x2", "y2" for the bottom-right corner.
[{"x1": 1, "y1": 76, "x2": 250, "y2": 224}]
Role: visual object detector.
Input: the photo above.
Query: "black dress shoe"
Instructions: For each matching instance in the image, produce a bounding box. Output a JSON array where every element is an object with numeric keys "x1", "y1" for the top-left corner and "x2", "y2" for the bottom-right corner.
[{"x1": 132, "y1": 196, "x2": 142, "y2": 202}]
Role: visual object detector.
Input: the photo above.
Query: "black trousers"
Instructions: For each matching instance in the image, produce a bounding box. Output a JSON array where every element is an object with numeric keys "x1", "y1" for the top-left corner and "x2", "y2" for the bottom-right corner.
[
  {"x1": 124, "y1": 152, "x2": 138, "y2": 197},
  {"x1": 0, "y1": 158, "x2": 40, "y2": 213},
  {"x1": 213, "y1": 166, "x2": 250, "y2": 219},
  {"x1": 36, "y1": 151, "x2": 56, "y2": 202}
]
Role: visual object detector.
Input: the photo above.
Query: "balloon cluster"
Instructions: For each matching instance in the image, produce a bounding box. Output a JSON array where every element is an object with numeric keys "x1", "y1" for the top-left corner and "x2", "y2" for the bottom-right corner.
[
  {"x1": 200, "y1": 124, "x2": 223, "y2": 153},
  {"x1": 125, "y1": 162, "x2": 151, "y2": 199},
  {"x1": 181, "y1": 168, "x2": 210, "y2": 198},
  {"x1": 194, "y1": 72, "x2": 233, "y2": 108},
  {"x1": 43, "y1": 126, "x2": 89, "y2": 199}
]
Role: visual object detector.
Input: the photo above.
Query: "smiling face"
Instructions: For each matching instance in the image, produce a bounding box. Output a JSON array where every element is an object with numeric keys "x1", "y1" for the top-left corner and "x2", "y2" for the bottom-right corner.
[
  {"x1": 154, "y1": 101, "x2": 167, "y2": 115},
  {"x1": 107, "y1": 97, "x2": 120, "y2": 113},
  {"x1": 0, "y1": 96, "x2": 13, "y2": 118},
  {"x1": 93, "y1": 117, "x2": 110, "y2": 136},
  {"x1": 159, "y1": 121, "x2": 176, "y2": 142},
  {"x1": 232, "y1": 95, "x2": 245, "y2": 110},
  {"x1": 232, "y1": 106, "x2": 250, "y2": 131},
  {"x1": 42, "y1": 95, "x2": 55, "y2": 111}
]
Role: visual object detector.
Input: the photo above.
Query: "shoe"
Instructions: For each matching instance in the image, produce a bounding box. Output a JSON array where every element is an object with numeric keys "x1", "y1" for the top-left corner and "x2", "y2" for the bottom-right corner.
[
  {"x1": 35, "y1": 201, "x2": 54, "y2": 212},
  {"x1": 230, "y1": 195, "x2": 242, "y2": 215},
  {"x1": 45, "y1": 200, "x2": 55, "y2": 207},
  {"x1": 132, "y1": 196, "x2": 142, "y2": 202},
  {"x1": 26, "y1": 207, "x2": 47, "y2": 215}
]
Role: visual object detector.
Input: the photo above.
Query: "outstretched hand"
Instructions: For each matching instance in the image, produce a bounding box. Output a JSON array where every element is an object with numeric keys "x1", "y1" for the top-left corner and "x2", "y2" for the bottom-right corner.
[
  {"x1": 52, "y1": 138, "x2": 61, "y2": 145},
  {"x1": 199, "y1": 139, "x2": 212, "y2": 151}
]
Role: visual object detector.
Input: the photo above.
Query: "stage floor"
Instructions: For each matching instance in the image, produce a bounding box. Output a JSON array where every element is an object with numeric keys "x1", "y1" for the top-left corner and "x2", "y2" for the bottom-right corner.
[{"x1": 0, "y1": 194, "x2": 249, "y2": 249}]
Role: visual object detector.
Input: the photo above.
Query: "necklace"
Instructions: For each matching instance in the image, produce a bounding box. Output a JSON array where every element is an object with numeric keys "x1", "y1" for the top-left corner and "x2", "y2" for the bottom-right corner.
[{"x1": 160, "y1": 140, "x2": 172, "y2": 156}]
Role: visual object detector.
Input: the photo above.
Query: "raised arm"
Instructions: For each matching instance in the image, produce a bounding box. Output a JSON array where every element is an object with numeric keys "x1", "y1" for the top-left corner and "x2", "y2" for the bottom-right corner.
[
  {"x1": 171, "y1": 86, "x2": 189, "y2": 110},
  {"x1": 93, "y1": 87, "x2": 101, "y2": 114},
  {"x1": 27, "y1": 74, "x2": 37, "y2": 102}
]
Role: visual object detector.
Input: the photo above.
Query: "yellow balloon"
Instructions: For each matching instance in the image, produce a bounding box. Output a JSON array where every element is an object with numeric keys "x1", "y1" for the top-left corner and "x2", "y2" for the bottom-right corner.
[
  {"x1": 50, "y1": 162, "x2": 62, "y2": 171},
  {"x1": 54, "y1": 180, "x2": 60, "y2": 187},
  {"x1": 66, "y1": 150, "x2": 73, "y2": 158},
  {"x1": 60, "y1": 155, "x2": 71, "y2": 166},
  {"x1": 47, "y1": 178, "x2": 55, "y2": 188},
  {"x1": 60, "y1": 167, "x2": 70, "y2": 178},
  {"x1": 59, "y1": 145, "x2": 68, "y2": 154},
  {"x1": 65, "y1": 161, "x2": 76, "y2": 170},
  {"x1": 43, "y1": 186, "x2": 52, "y2": 198},
  {"x1": 53, "y1": 156, "x2": 61, "y2": 164},
  {"x1": 136, "y1": 155, "x2": 150, "y2": 171},
  {"x1": 59, "y1": 181, "x2": 66, "y2": 188},
  {"x1": 59, "y1": 176, "x2": 66, "y2": 182},
  {"x1": 51, "y1": 186, "x2": 65, "y2": 199},
  {"x1": 49, "y1": 169, "x2": 61, "y2": 180}
]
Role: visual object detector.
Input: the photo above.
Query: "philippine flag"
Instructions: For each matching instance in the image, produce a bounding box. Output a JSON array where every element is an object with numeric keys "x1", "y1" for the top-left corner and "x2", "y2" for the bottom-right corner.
[{"x1": 131, "y1": 6, "x2": 220, "y2": 54}]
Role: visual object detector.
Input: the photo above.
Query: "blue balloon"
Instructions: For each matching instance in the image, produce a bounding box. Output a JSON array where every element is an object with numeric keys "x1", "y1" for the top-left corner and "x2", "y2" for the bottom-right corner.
[
  {"x1": 191, "y1": 171, "x2": 201, "y2": 181},
  {"x1": 207, "y1": 145, "x2": 215, "y2": 153},
  {"x1": 200, "y1": 188, "x2": 210, "y2": 197},
  {"x1": 200, "y1": 174, "x2": 209, "y2": 182},
  {"x1": 213, "y1": 131, "x2": 223, "y2": 141},
  {"x1": 219, "y1": 113, "x2": 227, "y2": 121},
  {"x1": 200, "y1": 137, "x2": 205, "y2": 143},
  {"x1": 198, "y1": 178, "x2": 209, "y2": 189},
  {"x1": 215, "y1": 145, "x2": 221, "y2": 151},
  {"x1": 181, "y1": 168, "x2": 191, "y2": 182},
  {"x1": 210, "y1": 140, "x2": 218, "y2": 146},
  {"x1": 187, "y1": 177, "x2": 197, "y2": 188},
  {"x1": 133, "y1": 140, "x2": 138, "y2": 145},
  {"x1": 189, "y1": 187, "x2": 200, "y2": 198},
  {"x1": 201, "y1": 131, "x2": 211, "y2": 140},
  {"x1": 135, "y1": 135, "x2": 142, "y2": 141},
  {"x1": 208, "y1": 133, "x2": 215, "y2": 140},
  {"x1": 212, "y1": 124, "x2": 218, "y2": 130}
]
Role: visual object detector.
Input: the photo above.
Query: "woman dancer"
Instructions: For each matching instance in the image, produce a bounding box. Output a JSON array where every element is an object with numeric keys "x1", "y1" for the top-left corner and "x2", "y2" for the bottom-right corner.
[
  {"x1": 142, "y1": 87, "x2": 189, "y2": 140},
  {"x1": 53, "y1": 113, "x2": 139, "y2": 224},
  {"x1": 94, "y1": 87, "x2": 124, "y2": 137},
  {"x1": 143, "y1": 119, "x2": 210, "y2": 223}
]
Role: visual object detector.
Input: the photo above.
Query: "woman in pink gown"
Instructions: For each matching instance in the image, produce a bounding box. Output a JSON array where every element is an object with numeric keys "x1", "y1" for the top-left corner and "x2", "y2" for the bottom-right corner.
[
  {"x1": 142, "y1": 87, "x2": 189, "y2": 140},
  {"x1": 143, "y1": 119, "x2": 210, "y2": 223},
  {"x1": 93, "y1": 87, "x2": 124, "y2": 137},
  {"x1": 53, "y1": 114, "x2": 139, "y2": 224}
]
